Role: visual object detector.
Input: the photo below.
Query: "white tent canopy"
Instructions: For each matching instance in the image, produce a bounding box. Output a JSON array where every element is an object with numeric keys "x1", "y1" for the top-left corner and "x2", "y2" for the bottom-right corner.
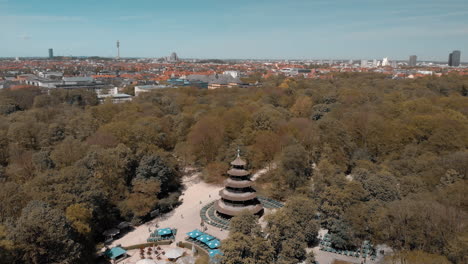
[
  {"x1": 136, "y1": 260, "x2": 157, "y2": 264},
  {"x1": 176, "y1": 256, "x2": 196, "y2": 264},
  {"x1": 165, "y1": 247, "x2": 185, "y2": 259}
]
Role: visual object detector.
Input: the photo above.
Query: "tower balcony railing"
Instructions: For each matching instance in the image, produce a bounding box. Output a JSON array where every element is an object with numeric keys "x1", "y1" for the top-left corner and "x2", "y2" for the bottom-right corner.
[
  {"x1": 219, "y1": 189, "x2": 257, "y2": 201},
  {"x1": 214, "y1": 200, "x2": 263, "y2": 216},
  {"x1": 225, "y1": 178, "x2": 253, "y2": 188},
  {"x1": 227, "y1": 168, "x2": 250, "y2": 177}
]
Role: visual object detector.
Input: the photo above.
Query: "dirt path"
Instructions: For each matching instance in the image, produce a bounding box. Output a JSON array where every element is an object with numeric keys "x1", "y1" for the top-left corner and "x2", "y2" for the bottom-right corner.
[{"x1": 111, "y1": 171, "x2": 227, "y2": 248}]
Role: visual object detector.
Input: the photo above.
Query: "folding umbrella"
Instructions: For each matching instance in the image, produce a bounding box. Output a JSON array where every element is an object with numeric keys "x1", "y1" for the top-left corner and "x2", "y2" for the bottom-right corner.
[
  {"x1": 207, "y1": 239, "x2": 221, "y2": 249},
  {"x1": 209, "y1": 249, "x2": 222, "y2": 258},
  {"x1": 157, "y1": 228, "x2": 173, "y2": 236},
  {"x1": 186, "y1": 229, "x2": 203, "y2": 238},
  {"x1": 196, "y1": 234, "x2": 214, "y2": 243}
]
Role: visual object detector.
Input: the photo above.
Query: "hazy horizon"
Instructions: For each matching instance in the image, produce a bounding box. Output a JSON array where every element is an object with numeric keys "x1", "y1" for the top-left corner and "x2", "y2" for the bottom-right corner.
[
  {"x1": 0, "y1": 56, "x2": 465, "y2": 64},
  {"x1": 0, "y1": 0, "x2": 467, "y2": 61}
]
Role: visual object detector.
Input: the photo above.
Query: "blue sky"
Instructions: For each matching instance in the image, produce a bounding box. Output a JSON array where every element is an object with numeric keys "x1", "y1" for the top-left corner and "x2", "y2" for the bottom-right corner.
[{"x1": 0, "y1": 0, "x2": 467, "y2": 61}]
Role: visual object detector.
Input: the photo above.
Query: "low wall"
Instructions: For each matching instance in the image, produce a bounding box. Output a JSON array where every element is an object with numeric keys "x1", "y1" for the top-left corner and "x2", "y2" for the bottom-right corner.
[
  {"x1": 122, "y1": 240, "x2": 210, "y2": 259},
  {"x1": 178, "y1": 241, "x2": 209, "y2": 258},
  {"x1": 123, "y1": 240, "x2": 173, "y2": 250}
]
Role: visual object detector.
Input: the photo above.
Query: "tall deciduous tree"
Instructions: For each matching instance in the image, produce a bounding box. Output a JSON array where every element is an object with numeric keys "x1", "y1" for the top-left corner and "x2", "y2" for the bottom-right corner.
[
  {"x1": 136, "y1": 154, "x2": 180, "y2": 196},
  {"x1": 65, "y1": 204, "x2": 93, "y2": 235},
  {"x1": 121, "y1": 178, "x2": 160, "y2": 219},
  {"x1": 11, "y1": 201, "x2": 87, "y2": 264},
  {"x1": 280, "y1": 144, "x2": 311, "y2": 190},
  {"x1": 187, "y1": 116, "x2": 225, "y2": 164},
  {"x1": 251, "y1": 131, "x2": 281, "y2": 168},
  {"x1": 290, "y1": 96, "x2": 313, "y2": 118},
  {"x1": 221, "y1": 213, "x2": 274, "y2": 264}
]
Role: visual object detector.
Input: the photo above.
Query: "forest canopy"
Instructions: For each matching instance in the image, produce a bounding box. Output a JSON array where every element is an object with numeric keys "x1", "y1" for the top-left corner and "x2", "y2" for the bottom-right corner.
[{"x1": 0, "y1": 74, "x2": 467, "y2": 263}]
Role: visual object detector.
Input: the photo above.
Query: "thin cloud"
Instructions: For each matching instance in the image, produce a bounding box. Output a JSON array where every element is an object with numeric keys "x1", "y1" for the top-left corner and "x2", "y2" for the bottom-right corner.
[
  {"x1": 18, "y1": 34, "x2": 31, "y2": 40},
  {"x1": 395, "y1": 11, "x2": 468, "y2": 22},
  {"x1": 116, "y1": 15, "x2": 152, "y2": 21},
  {"x1": 344, "y1": 25, "x2": 468, "y2": 39},
  {"x1": 0, "y1": 15, "x2": 87, "y2": 22}
]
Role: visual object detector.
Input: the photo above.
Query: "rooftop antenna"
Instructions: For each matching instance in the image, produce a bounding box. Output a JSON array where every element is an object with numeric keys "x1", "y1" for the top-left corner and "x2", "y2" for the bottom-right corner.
[{"x1": 116, "y1": 40, "x2": 120, "y2": 59}]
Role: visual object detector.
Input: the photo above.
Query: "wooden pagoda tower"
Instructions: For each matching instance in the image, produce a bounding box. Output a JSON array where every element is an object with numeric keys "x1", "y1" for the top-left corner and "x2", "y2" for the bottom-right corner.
[{"x1": 214, "y1": 150, "x2": 263, "y2": 218}]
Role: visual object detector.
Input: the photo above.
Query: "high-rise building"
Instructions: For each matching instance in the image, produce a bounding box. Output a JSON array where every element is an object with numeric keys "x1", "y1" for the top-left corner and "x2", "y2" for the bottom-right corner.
[
  {"x1": 48, "y1": 48, "x2": 54, "y2": 59},
  {"x1": 361, "y1": 59, "x2": 368, "y2": 68},
  {"x1": 453, "y1": 50, "x2": 461, "y2": 66},
  {"x1": 169, "y1": 52, "x2": 179, "y2": 62},
  {"x1": 382, "y1": 57, "x2": 390, "y2": 67},
  {"x1": 449, "y1": 50, "x2": 461, "y2": 67},
  {"x1": 409, "y1": 55, "x2": 417, "y2": 67}
]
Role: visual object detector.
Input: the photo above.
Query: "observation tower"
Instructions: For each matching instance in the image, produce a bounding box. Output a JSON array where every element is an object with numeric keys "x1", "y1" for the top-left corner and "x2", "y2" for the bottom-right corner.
[{"x1": 214, "y1": 150, "x2": 263, "y2": 218}]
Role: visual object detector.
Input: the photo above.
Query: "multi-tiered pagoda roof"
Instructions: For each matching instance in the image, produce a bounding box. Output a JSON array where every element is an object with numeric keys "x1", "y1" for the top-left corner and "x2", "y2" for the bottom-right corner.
[{"x1": 214, "y1": 153, "x2": 263, "y2": 217}]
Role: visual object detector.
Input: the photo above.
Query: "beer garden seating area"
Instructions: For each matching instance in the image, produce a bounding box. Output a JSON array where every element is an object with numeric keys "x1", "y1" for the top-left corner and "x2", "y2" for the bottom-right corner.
[
  {"x1": 147, "y1": 228, "x2": 178, "y2": 242},
  {"x1": 319, "y1": 234, "x2": 377, "y2": 261},
  {"x1": 185, "y1": 229, "x2": 223, "y2": 260}
]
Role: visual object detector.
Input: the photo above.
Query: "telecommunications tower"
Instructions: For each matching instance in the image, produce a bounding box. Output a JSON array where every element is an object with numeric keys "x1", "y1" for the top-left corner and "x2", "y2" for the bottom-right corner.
[{"x1": 116, "y1": 40, "x2": 120, "y2": 59}]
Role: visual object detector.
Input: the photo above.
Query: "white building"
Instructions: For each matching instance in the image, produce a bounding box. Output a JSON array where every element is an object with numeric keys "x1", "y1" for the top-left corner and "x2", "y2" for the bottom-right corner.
[
  {"x1": 361, "y1": 60, "x2": 368, "y2": 68},
  {"x1": 417, "y1": 70, "x2": 433, "y2": 75},
  {"x1": 382, "y1": 57, "x2": 389, "y2": 67},
  {"x1": 279, "y1": 68, "x2": 311, "y2": 76},
  {"x1": 373, "y1": 59, "x2": 378, "y2": 67},
  {"x1": 134, "y1": 85, "x2": 169, "y2": 96},
  {"x1": 223, "y1": 71, "x2": 239, "y2": 78},
  {"x1": 97, "y1": 87, "x2": 132, "y2": 104},
  {"x1": 62, "y1": 76, "x2": 94, "y2": 85},
  {"x1": 38, "y1": 71, "x2": 63, "y2": 79}
]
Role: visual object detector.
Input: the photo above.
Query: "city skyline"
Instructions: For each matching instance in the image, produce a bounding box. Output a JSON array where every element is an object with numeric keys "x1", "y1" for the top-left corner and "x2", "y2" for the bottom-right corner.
[
  {"x1": 2, "y1": 51, "x2": 465, "y2": 64},
  {"x1": 3, "y1": 50, "x2": 464, "y2": 64},
  {"x1": 0, "y1": 0, "x2": 467, "y2": 61}
]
